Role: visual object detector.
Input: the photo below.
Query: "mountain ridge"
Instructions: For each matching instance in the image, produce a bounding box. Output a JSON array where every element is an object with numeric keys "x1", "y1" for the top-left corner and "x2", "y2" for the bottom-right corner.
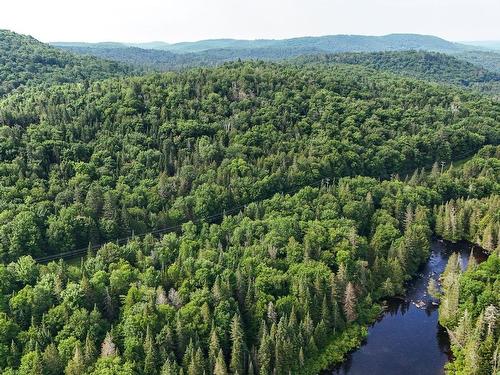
[{"x1": 52, "y1": 33, "x2": 471, "y2": 53}]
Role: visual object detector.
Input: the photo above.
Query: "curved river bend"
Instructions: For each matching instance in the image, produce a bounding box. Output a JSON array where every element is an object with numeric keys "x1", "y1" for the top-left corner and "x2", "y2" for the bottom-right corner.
[{"x1": 329, "y1": 239, "x2": 486, "y2": 375}]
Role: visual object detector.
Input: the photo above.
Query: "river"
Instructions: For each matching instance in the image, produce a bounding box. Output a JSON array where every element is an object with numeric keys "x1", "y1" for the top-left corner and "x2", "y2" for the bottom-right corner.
[{"x1": 329, "y1": 239, "x2": 487, "y2": 375}]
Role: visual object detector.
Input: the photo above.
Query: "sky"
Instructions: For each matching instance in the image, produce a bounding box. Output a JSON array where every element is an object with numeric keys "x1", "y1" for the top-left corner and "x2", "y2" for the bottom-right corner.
[{"x1": 0, "y1": 0, "x2": 499, "y2": 43}]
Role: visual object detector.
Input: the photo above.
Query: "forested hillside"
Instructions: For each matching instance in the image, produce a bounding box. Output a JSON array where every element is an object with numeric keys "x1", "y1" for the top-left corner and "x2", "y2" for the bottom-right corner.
[
  {"x1": 53, "y1": 33, "x2": 469, "y2": 72},
  {"x1": 0, "y1": 30, "x2": 133, "y2": 97},
  {"x1": 434, "y1": 147, "x2": 500, "y2": 375},
  {"x1": 0, "y1": 35, "x2": 499, "y2": 374},
  {"x1": 297, "y1": 51, "x2": 500, "y2": 95},
  {"x1": 0, "y1": 145, "x2": 498, "y2": 375},
  {"x1": 54, "y1": 39, "x2": 500, "y2": 97},
  {"x1": 55, "y1": 45, "x2": 321, "y2": 71},
  {"x1": 455, "y1": 51, "x2": 500, "y2": 74},
  {"x1": 0, "y1": 61, "x2": 499, "y2": 262},
  {"x1": 54, "y1": 33, "x2": 466, "y2": 54}
]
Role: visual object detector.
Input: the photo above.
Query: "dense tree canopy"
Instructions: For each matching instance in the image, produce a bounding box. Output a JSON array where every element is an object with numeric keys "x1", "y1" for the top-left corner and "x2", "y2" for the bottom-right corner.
[
  {"x1": 439, "y1": 253, "x2": 499, "y2": 375},
  {"x1": 0, "y1": 150, "x2": 498, "y2": 374},
  {"x1": 296, "y1": 51, "x2": 500, "y2": 95},
  {"x1": 0, "y1": 61, "x2": 498, "y2": 261},
  {"x1": 0, "y1": 174, "x2": 443, "y2": 374},
  {"x1": 0, "y1": 30, "x2": 133, "y2": 97},
  {"x1": 0, "y1": 39, "x2": 498, "y2": 374}
]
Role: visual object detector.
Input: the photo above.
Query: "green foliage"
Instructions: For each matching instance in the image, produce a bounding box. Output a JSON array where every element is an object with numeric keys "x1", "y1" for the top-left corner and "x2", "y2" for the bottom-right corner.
[
  {"x1": 435, "y1": 195, "x2": 500, "y2": 251},
  {"x1": 54, "y1": 33, "x2": 468, "y2": 72},
  {"x1": 0, "y1": 30, "x2": 133, "y2": 97},
  {"x1": 0, "y1": 61, "x2": 498, "y2": 262},
  {"x1": 0, "y1": 47, "x2": 498, "y2": 374},
  {"x1": 0, "y1": 175, "x2": 442, "y2": 374},
  {"x1": 297, "y1": 51, "x2": 500, "y2": 95},
  {"x1": 300, "y1": 325, "x2": 368, "y2": 375},
  {"x1": 440, "y1": 254, "x2": 500, "y2": 375}
]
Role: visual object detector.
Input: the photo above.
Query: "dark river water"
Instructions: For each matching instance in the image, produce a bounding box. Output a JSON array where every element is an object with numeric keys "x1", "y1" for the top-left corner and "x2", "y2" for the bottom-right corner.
[{"x1": 329, "y1": 239, "x2": 487, "y2": 375}]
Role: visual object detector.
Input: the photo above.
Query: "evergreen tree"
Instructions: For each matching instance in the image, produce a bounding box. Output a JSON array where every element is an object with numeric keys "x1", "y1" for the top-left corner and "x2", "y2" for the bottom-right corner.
[
  {"x1": 343, "y1": 282, "x2": 357, "y2": 323},
  {"x1": 65, "y1": 343, "x2": 85, "y2": 375},
  {"x1": 101, "y1": 332, "x2": 117, "y2": 357},
  {"x1": 42, "y1": 343, "x2": 63, "y2": 375},
  {"x1": 7, "y1": 340, "x2": 20, "y2": 368},
  {"x1": 214, "y1": 349, "x2": 228, "y2": 375},
  {"x1": 187, "y1": 347, "x2": 205, "y2": 375},
  {"x1": 257, "y1": 326, "x2": 272, "y2": 375},
  {"x1": 144, "y1": 326, "x2": 158, "y2": 375},
  {"x1": 161, "y1": 358, "x2": 180, "y2": 375},
  {"x1": 208, "y1": 327, "x2": 221, "y2": 373},
  {"x1": 84, "y1": 332, "x2": 97, "y2": 367},
  {"x1": 230, "y1": 314, "x2": 245, "y2": 375},
  {"x1": 18, "y1": 347, "x2": 43, "y2": 375}
]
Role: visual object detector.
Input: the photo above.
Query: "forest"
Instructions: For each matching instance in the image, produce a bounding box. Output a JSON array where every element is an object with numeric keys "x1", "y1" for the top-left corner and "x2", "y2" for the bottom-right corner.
[
  {"x1": 52, "y1": 46, "x2": 500, "y2": 97},
  {"x1": 296, "y1": 51, "x2": 500, "y2": 96},
  {"x1": 0, "y1": 30, "x2": 133, "y2": 97},
  {"x1": 52, "y1": 33, "x2": 466, "y2": 55},
  {"x1": 54, "y1": 42, "x2": 500, "y2": 97},
  {"x1": 0, "y1": 29, "x2": 499, "y2": 375},
  {"x1": 1, "y1": 61, "x2": 499, "y2": 261},
  {"x1": 437, "y1": 251, "x2": 499, "y2": 374}
]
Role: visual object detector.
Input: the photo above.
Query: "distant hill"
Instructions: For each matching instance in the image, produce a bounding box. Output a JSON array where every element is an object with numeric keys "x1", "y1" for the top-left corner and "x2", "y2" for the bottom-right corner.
[
  {"x1": 297, "y1": 51, "x2": 500, "y2": 94},
  {"x1": 57, "y1": 45, "x2": 322, "y2": 71},
  {"x1": 455, "y1": 50, "x2": 500, "y2": 73},
  {"x1": 51, "y1": 41, "x2": 127, "y2": 49},
  {"x1": 52, "y1": 41, "x2": 172, "y2": 50},
  {"x1": 0, "y1": 30, "x2": 134, "y2": 97},
  {"x1": 158, "y1": 34, "x2": 468, "y2": 54},
  {"x1": 461, "y1": 41, "x2": 500, "y2": 50},
  {"x1": 54, "y1": 33, "x2": 470, "y2": 54},
  {"x1": 53, "y1": 33, "x2": 478, "y2": 73},
  {"x1": 55, "y1": 33, "x2": 500, "y2": 75},
  {"x1": 49, "y1": 33, "x2": 500, "y2": 96},
  {"x1": 53, "y1": 40, "x2": 500, "y2": 96}
]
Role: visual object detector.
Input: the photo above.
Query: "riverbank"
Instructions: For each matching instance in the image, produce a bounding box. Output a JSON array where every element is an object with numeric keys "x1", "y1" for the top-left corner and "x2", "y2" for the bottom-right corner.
[
  {"x1": 320, "y1": 239, "x2": 486, "y2": 375},
  {"x1": 302, "y1": 304, "x2": 381, "y2": 375}
]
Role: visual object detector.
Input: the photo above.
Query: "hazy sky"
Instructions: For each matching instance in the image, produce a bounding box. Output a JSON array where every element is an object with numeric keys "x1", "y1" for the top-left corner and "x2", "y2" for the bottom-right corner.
[{"x1": 1, "y1": 0, "x2": 499, "y2": 43}]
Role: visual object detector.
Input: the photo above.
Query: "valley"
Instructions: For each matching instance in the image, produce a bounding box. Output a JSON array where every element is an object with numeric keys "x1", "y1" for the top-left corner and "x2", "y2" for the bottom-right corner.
[{"x1": 0, "y1": 25, "x2": 498, "y2": 375}]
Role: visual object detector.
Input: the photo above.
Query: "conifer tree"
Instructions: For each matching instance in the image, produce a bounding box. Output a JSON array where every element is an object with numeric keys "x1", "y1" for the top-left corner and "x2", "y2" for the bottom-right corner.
[
  {"x1": 42, "y1": 343, "x2": 63, "y2": 375},
  {"x1": 162, "y1": 358, "x2": 180, "y2": 375},
  {"x1": 176, "y1": 316, "x2": 188, "y2": 359},
  {"x1": 101, "y1": 332, "x2": 117, "y2": 357},
  {"x1": 214, "y1": 349, "x2": 228, "y2": 375},
  {"x1": 84, "y1": 332, "x2": 97, "y2": 367},
  {"x1": 466, "y1": 250, "x2": 478, "y2": 271},
  {"x1": 208, "y1": 327, "x2": 221, "y2": 373},
  {"x1": 343, "y1": 282, "x2": 357, "y2": 323},
  {"x1": 267, "y1": 302, "x2": 277, "y2": 324},
  {"x1": 187, "y1": 348, "x2": 205, "y2": 375},
  {"x1": 482, "y1": 223, "x2": 495, "y2": 252},
  {"x1": 144, "y1": 326, "x2": 158, "y2": 375},
  {"x1": 7, "y1": 340, "x2": 19, "y2": 368},
  {"x1": 19, "y1": 346, "x2": 43, "y2": 375},
  {"x1": 230, "y1": 314, "x2": 245, "y2": 375},
  {"x1": 258, "y1": 326, "x2": 272, "y2": 375},
  {"x1": 183, "y1": 340, "x2": 195, "y2": 370},
  {"x1": 248, "y1": 358, "x2": 255, "y2": 375},
  {"x1": 306, "y1": 336, "x2": 317, "y2": 357},
  {"x1": 439, "y1": 276, "x2": 460, "y2": 326},
  {"x1": 452, "y1": 309, "x2": 473, "y2": 348},
  {"x1": 65, "y1": 343, "x2": 85, "y2": 375}
]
